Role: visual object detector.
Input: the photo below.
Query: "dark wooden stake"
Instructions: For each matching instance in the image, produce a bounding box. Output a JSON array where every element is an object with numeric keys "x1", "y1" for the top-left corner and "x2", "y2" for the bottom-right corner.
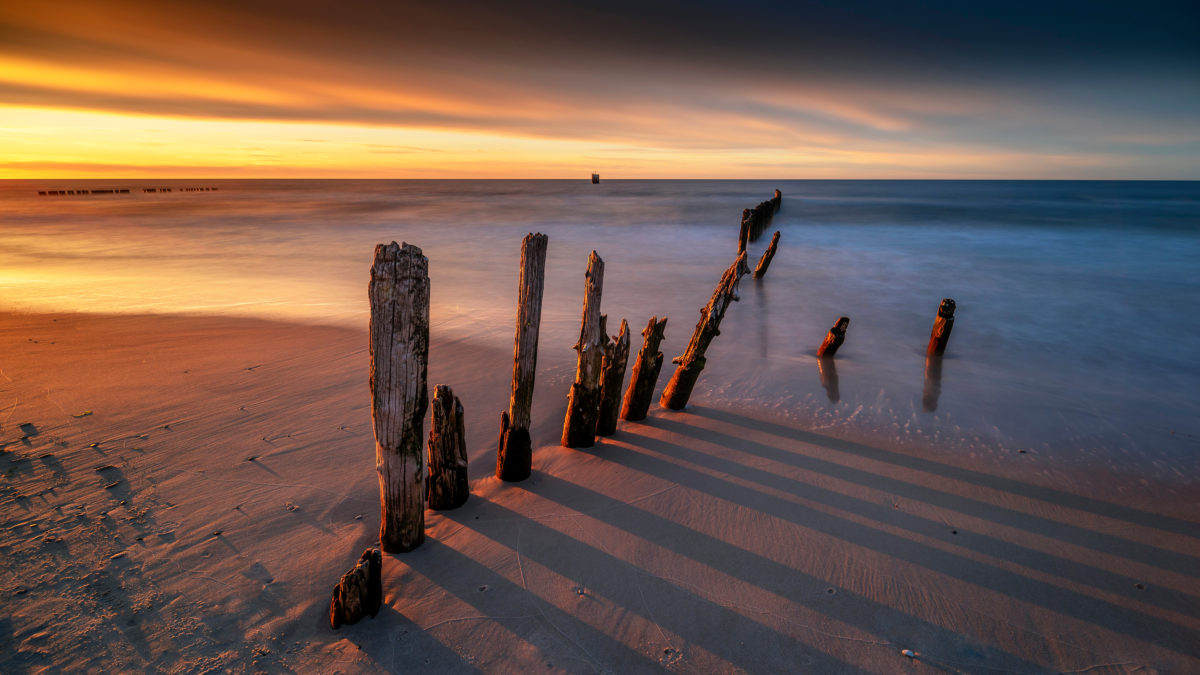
[
  {"x1": 660, "y1": 252, "x2": 750, "y2": 410},
  {"x1": 927, "y1": 298, "x2": 956, "y2": 356},
  {"x1": 817, "y1": 357, "x2": 840, "y2": 403},
  {"x1": 621, "y1": 316, "x2": 668, "y2": 421},
  {"x1": 752, "y1": 231, "x2": 781, "y2": 279},
  {"x1": 817, "y1": 317, "x2": 850, "y2": 358},
  {"x1": 497, "y1": 233, "x2": 548, "y2": 482},
  {"x1": 738, "y1": 210, "x2": 751, "y2": 253},
  {"x1": 369, "y1": 242, "x2": 429, "y2": 553},
  {"x1": 329, "y1": 548, "x2": 382, "y2": 629},
  {"x1": 427, "y1": 384, "x2": 468, "y2": 510},
  {"x1": 596, "y1": 319, "x2": 631, "y2": 436},
  {"x1": 562, "y1": 251, "x2": 605, "y2": 447}
]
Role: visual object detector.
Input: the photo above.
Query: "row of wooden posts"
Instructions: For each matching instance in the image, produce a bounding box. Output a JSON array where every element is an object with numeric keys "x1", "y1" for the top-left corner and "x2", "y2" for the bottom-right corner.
[
  {"x1": 334, "y1": 190, "x2": 957, "y2": 627},
  {"x1": 363, "y1": 190, "x2": 790, "y2": 558}
]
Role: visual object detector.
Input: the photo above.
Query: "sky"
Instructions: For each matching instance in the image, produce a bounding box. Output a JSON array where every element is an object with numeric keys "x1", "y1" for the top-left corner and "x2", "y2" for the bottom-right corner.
[{"x1": 1, "y1": 0, "x2": 1197, "y2": 179}]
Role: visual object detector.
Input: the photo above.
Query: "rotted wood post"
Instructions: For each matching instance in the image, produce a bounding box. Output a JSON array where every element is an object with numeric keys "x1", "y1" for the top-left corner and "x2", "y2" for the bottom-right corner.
[
  {"x1": 927, "y1": 298, "x2": 956, "y2": 356},
  {"x1": 771, "y1": 189, "x2": 782, "y2": 212},
  {"x1": 596, "y1": 319, "x2": 630, "y2": 436},
  {"x1": 817, "y1": 317, "x2": 849, "y2": 358},
  {"x1": 621, "y1": 316, "x2": 668, "y2": 421},
  {"x1": 497, "y1": 233, "x2": 548, "y2": 482},
  {"x1": 370, "y1": 242, "x2": 429, "y2": 553},
  {"x1": 752, "y1": 231, "x2": 780, "y2": 279},
  {"x1": 561, "y1": 251, "x2": 605, "y2": 447},
  {"x1": 427, "y1": 385, "x2": 468, "y2": 510},
  {"x1": 660, "y1": 252, "x2": 750, "y2": 410},
  {"x1": 329, "y1": 548, "x2": 382, "y2": 629},
  {"x1": 738, "y1": 210, "x2": 751, "y2": 253}
]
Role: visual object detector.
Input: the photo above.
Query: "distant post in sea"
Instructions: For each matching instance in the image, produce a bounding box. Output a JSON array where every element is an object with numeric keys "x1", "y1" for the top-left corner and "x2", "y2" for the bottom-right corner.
[
  {"x1": 497, "y1": 233, "x2": 548, "y2": 482},
  {"x1": 369, "y1": 242, "x2": 429, "y2": 553},
  {"x1": 561, "y1": 251, "x2": 605, "y2": 447},
  {"x1": 660, "y1": 252, "x2": 749, "y2": 410},
  {"x1": 926, "y1": 298, "x2": 956, "y2": 356},
  {"x1": 817, "y1": 317, "x2": 849, "y2": 358}
]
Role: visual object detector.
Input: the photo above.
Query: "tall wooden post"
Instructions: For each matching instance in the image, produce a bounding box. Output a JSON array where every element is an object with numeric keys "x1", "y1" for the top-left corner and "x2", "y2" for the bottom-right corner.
[
  {"x1": 428, "y1": 384, "x2": 469, "y2": 510},
  {"x1": 927, "y1": 298, "x2": 956, "y2": 356},
  {"x1": 369, "y1": 242, "x2": 428, "y2": 553},
  {"x1": 738, "y1": 211, "x2": 751, "y2": 253},
  {"x1": 817, "y1": 317, "x2": 849, "y2": 358},
  {"x1": 752, "y1": 231, "x2": 780, "y2": 279},
  {"x1": 621, "y1": 316, "x2": 668, "y2": 421},
  {"x1": 561, "y1": 251, "x2": 605, "y2": 447},
  {"x1": 596, "y1": 319, "x2": 631, "y2": 436},
  {"x1": 497, "y1": 233, "x2": 548, "y2": 482},
  {"x1": 660, "y1": 252, "x2": 749, "y2": 410}
]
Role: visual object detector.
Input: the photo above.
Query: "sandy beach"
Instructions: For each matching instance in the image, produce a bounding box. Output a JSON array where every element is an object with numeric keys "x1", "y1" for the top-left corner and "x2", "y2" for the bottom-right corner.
[{"x1": 2, "y1": 309, "x2": 1197, "y2": 673}]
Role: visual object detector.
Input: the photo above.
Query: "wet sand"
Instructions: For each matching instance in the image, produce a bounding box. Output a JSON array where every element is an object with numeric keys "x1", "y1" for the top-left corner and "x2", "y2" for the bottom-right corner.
[{"x1": 2, "y1": 310, "x2": 1198, "y2": 673}]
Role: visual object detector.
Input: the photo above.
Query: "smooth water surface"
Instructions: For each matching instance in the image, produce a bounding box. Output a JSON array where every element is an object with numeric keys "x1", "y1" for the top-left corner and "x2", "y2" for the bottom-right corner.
[{"x1": 3, "y1": 179, "x2": 1198, "y2": 479}]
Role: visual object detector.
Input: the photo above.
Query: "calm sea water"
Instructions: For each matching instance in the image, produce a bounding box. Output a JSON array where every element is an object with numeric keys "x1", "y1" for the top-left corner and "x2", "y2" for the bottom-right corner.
[{"x1": 2, "y1": 179, "x2": 1198, "y2": 479}]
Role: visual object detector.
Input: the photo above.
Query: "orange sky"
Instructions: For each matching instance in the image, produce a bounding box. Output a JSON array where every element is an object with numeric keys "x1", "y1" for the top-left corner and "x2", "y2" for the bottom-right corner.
[{"x1": 2, "y1": 0, "x2": 1197, "y2": 178}]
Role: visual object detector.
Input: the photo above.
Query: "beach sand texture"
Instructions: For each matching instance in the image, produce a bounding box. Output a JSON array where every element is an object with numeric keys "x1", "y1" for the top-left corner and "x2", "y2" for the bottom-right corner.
[{"x1": 2, "y1": 309, "x2": 1198, "y2": 673}]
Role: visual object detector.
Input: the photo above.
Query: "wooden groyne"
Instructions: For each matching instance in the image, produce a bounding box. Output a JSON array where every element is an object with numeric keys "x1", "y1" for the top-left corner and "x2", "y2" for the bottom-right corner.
[{"x1": 37, "y1": 186, "x2": 217, "y2": 196}]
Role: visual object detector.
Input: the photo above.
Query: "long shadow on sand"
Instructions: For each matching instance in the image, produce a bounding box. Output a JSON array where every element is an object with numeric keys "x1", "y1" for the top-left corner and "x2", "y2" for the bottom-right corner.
[
  {"x1": 694, "y1": 407, "x2": 1200, "y2": 540},
  {"x1": 586, "y1": 426, "x2": 1200, "y2": 661},
  {"x1": 650, "y1": 415, "x2": 1200, "y2": 589}
]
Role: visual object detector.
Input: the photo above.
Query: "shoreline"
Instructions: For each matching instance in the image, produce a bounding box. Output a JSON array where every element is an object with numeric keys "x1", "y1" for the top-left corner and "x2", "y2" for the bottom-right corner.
[{"x1": 2, "y1": 309, "x2": 1198, "y2": 672}]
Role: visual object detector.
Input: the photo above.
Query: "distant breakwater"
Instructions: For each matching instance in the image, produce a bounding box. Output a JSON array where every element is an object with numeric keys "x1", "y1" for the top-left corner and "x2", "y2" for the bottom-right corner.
[{"x1": 37, "y1": 186, "x2": 219, "y2": 196}]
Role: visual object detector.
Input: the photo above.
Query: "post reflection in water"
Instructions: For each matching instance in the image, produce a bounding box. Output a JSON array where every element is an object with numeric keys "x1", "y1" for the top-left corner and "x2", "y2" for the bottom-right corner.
[
  {"x1": 922, "y1": 354, "x2": 944, "y2": 412},
  {"x1": 817, "y1": 357, "x2": 839, "y2": 402}
]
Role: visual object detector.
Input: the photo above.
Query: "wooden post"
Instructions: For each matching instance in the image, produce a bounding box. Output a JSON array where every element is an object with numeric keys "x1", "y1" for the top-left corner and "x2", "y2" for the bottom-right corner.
[
  {"x1": 927, "y1": 298, "x2": 956, "y2": 356},
  {"x1": 369, "y1": 241, "x2": 429, "y2": 553},
  {"x1": 738, "y1": 210, "x2": 751, "y2": 253},
  {"x1": 329, "y1": 548, "x2": 382, "y2": 629},
  {"x1": 817, "y1": 357, "x2": 840, "y2": 403},
  {"x1": 817, "y1": 317, "x2": 849, "y2": 358},
  {"x1": 752, "y1": 231, "x2": 781, "y2": 279},
  {"x1": 621, "y1": 316, "x2": 668, "y2": 421},
  {"x1": 660, "y1": 252, "x2": 749, "y2": 410},
  {"x1": 561, "y1": 251, "x2": 605, "y2": 447},
  {"x1": 427, "y1": 385, "x2": 468, "y2": 510},
  {"x1": 596, "y1": 319, "x2": 631, "y2": 436},
  {"x1": 497, "y1": 233, "x2": 548, "y2": 482},
  {"x1": 772, "y1": 189, "x2": 782, "y2": 212}
]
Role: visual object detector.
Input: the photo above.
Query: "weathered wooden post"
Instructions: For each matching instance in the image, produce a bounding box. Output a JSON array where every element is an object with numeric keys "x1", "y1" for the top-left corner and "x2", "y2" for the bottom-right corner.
[
  {"x1": 329, "y1": 548, "x2": 382, "y2": 629},
  {"x1": 817, "y1": 357, "x2": 840, "y2": 403},
  {"x1": 927, "y1": 298, "x2": 956, "y2": 356},
  {"x1": 752, "y1": 231, "x2": 780, "y2": 279},
  {"x1": 772, "y1": 189, "x2": 782, "y2": 211},
  {"x1": 596, "y1": 319, "x2": 631, "y2": 436},
  {"x1": 427, "y1": 385, "x2": 468, "y2": 510},
  {"x1": 621, "y1": 316, "x2": 668, "y2": 421},
  {"x1": 660, "y1": 252, "x2": 749, "y2": 410},
  {"x1": 369, "y1": 241, "x2": 429, "y2": 553},
  {"x1": 817, "y1": 317, "x2": 850, "y2": 358},
  {"x1": 561, "y1": 251, "x2": 605, "y2": 447},
  {"x1": 738, "y1": 210, "x2": 751, "y2": 253},
  {"x1": 497, "y1": 233, "x2": 548, "y2": 482}
]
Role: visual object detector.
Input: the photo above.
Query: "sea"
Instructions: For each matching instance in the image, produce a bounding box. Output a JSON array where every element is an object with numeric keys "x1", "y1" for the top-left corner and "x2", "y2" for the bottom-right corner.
[{"x1": 2, "y1": 179, "x2": 1198, "y2": 481}]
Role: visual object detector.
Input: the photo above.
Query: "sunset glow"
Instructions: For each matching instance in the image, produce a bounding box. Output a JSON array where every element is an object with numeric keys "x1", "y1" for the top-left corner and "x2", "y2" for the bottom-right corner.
[{"x1": 2, "y1": 0, "x2": 1197, "y2": 177}]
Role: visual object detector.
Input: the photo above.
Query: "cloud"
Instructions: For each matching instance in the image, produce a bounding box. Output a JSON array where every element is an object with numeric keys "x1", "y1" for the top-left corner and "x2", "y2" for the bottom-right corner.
[{"x1": 2, "y1": 0, "x2": 1198, "y2": 177}]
